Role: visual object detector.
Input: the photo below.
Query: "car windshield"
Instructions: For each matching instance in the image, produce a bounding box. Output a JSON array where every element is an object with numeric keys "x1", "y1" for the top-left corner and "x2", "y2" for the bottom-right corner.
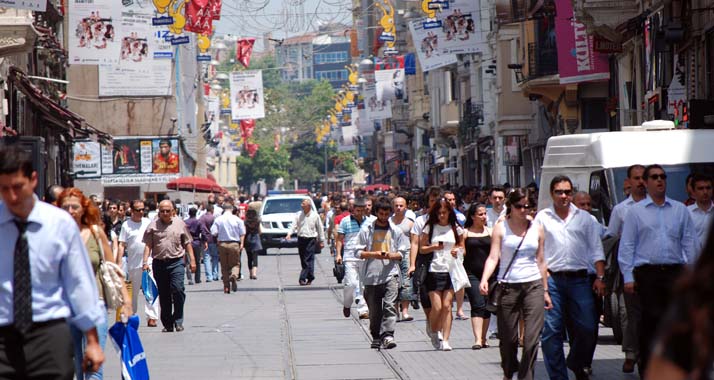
[
  {"x1": 263, "y1": 198, "x2": 305, "y2": 215},
  {"x1": 611, "y1": 162, "x2": 714, "y2": 204}
]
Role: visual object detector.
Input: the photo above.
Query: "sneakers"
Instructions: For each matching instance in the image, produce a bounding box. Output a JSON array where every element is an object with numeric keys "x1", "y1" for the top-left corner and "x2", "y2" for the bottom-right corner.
[
  {"x1": 430, "y1": 330, "x2": 441, "y2": 349},
  {"x1": 343, "y1": 307, "x2": 350, "y2": 318},
  {"x1": 411, "y1": 300, "x2": 420, "y2": 310},
  {"x1": 382, "y1": 336, "x2": 397, "y2": 349},
  {"x1": 441, "y1": 340, "x2": 452, "y2": 351}
]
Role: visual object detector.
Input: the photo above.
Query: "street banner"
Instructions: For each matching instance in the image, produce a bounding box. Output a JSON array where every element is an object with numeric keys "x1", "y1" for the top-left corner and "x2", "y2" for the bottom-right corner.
[
  {"x1": 338, "y1": 124, "x2": 356, "y2": 152},
  {"x1": 99, "y1": 137, "x2": 180, "y2": 176},
  {"x1": 72, "y1": 141, "x2": 101, "y2": 178},
  {"x1": 98, "y1": 62, "x2": 172, "y2": 96},
  {"x1": 119, "y1": 1, "x2": 174, "y2": 61},
  {"x1": 236, "y1": 38, "x2": 256, "y2": 68},
  {"x1": 375, "y1": 68, "x2": 405, "y2": 102},
  {"x1": 152, "y1": 139, "x2": 180, "y2": 173},
  {"x1": 206, "y1": 97, "x2": 220, "y2": 134},
  {"x1": 69, "y1": 0, "x2": 121, "y2": 65},
  {"x1": 229, "y1": 70, "x2": 265, "y2": 120},
  {"x1": 185, "y1": 0, "x2": 214, "y2": 34},
  {"x1": 355, "y1": 109, "x2": 373, "y2": 137},
  {"x1": 211, "y1": 0, "x2": 222, "y2": 19},
  {"x1": 555, "y1": 0, "x2": 610, "y2": 84},
  {"x1": 364, "y1": 83, "x2": 392, "y2": 121},
  {"x1": 409, "y1": 19, "x2": 458, "y2": 72},
  {"x1": 436, "y1": 0, "x2": 481, "y2": 54},
  {"x1": 117, "y1": 11, "x2": 153, "y2": 67},
  {"x1": 0, "y1": 0, "x2": 46, "y2": 11}
]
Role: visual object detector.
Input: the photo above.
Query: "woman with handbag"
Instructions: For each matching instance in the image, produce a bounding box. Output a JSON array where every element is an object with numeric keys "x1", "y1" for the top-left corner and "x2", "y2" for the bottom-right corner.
[
  {"x1": 419, "y1": 198, "x2": 464, "y2": 351},
  {"x1": 479, "y1": 188, "x2": 551, "y2": 380},
  {"x1": 244, "y1": 209, "x2": 262, "y2": 280},
  {"x1": 462, "y1": 203, "x2": 494, "y2": 350},
  {"x1": 58, "y1": 188, "x2": 132, "y2": 380}
]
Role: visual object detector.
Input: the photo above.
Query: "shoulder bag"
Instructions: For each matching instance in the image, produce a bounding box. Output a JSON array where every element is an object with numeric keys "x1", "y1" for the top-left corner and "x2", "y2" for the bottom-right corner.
[
  {"x1": 92, "y1": 225, "x2": 126, "y2": 310},
  {"x1": 486, "y1": 221, "x2": 530, "y2": 313}
]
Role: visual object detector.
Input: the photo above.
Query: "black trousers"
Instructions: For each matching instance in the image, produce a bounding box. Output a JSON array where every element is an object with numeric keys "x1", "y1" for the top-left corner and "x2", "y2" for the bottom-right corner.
[
  {"x1": 634, "y1": 264, "x2": 683, "y2": 377},
  {"x1": 0, "y1": 320, "x2": 74, "y2": 380},
  {"x1": 153, "y1": 257, "x2": 187, "y2": 329},
  {"x1": 297, "y1": 237, "x2": 317, "y2": 282}
]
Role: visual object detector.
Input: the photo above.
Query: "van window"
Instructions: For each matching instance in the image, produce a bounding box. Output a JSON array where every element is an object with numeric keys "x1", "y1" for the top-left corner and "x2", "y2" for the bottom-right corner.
[
  {"x1": 589, "y1": 170, "x2": 612, "y2": 225},
  {"x1": 611, "y1": 163, "x2": 714, "y2": 203},
  {"x1": 263, "y1": 198, "x2": 306, "y2": 215}
]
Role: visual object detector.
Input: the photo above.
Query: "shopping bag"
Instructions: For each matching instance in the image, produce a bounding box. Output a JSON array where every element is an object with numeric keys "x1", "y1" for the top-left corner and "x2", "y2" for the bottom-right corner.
[
  {"x1": 109, "y1": 315, "x2": 149, "y2": 380},
  {"x1": 448, "y1": 256, "x2": 471, "y2": 292},
  {"x1": 141, "y1": 271, "x2": 158, "y2": 305}
]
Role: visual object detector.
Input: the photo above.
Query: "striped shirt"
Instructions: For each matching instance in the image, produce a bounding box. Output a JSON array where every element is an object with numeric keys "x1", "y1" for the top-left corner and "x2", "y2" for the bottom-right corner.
[{"x1": 338, "y1": 215, "x2": 366, "y2": 261}]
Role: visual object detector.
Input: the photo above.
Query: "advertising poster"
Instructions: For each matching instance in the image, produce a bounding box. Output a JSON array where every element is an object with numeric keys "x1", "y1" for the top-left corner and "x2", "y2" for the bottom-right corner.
[
  {"x1": 338, "y1": 125, "x2": 357, "y2": 152},
  {"x1": 375, "y1": 68, "x2": 405, "y2": 102},
  {"x1": 101, "y1": 145, "x2": 113, "y2": 175},
  {"x1": 140, "y1": 140, "x2": 153, "y2": 173},
  {"x1": 152, "y1": 139, "x2": 180, "y2": 174},
  {"x1": 503, "y1": 136, "x2": 522, "y2": 166},
  {"x1": 98, "y1": 62, "x2": 172, "y2": 96},
  {"x1": 206, "y1": 97, "x2": 220, "y2": 134},
  {"x1": 437, "y1": 0, "x2": 481, "y2": 54},
  {"x1": 364, "y1": 83, "x2": 392, "y2": 121},
  {"x1": 355, "y1": 109, "x2": 373, "y2": 137},
  {"x1": 69, "y1": 0, "x2": 121, "y2": 65},
  {"x1": 72, "y1": 141, "x2": 101, "y2": 178},
  {"x1": 229, "y1": 70, "x2": 265, "y2": 120},
  {"x1": 112, "y1": 139, "x2": 141, "y2": 174},
  {"x1": 0, "y1": 0, "x2": 46, "y2": 11},
  {"x1": 121, "y1": 0, "x2": 173, "y2": 59},
  {"x1": 118, "y1": 11, "x2": 153, "y2": 67},
  {"x1": 555, "y1": 0, "x2": 610, "y2": 84},
  {"x1": 409, "y1": 19, "x2": 458, "y2": 72}
]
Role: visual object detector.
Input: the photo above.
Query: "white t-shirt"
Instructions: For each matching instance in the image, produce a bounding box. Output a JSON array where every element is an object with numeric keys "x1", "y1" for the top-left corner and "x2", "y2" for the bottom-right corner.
[
  {"x1": 423, "y1": 224, "x2": 464, "y2": 273},
  {"x1": 119, "y1": 218, "x2": 151, "y2": 270},
  {"x1": 487, "y1": 207, "x2": 506, "y2": 228}
]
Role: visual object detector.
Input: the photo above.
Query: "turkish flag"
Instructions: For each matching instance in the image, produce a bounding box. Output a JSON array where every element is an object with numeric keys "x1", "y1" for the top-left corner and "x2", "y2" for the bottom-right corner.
[
  {"x1": 246, "y1": 142, "x2": 259, "y2": 158},
  {"x1": 240, "y1": 119, "x2": 255, "y2": 140},
  {"x1": 236, "y1": 38, "x2": 256, "y2": 68}
]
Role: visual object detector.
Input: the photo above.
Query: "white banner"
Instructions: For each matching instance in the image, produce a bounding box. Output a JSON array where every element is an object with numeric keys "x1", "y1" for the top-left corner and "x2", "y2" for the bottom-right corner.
[
  {"x1": 375, "y1": 68, "x2": 405, "y2": 102},
  {"x1": 206, "y1": 97, "x2": 220, "y2": 134},
  {"x1": 69, "y1": 0, "x2": 121, "y2": 65},
  {"x1": 72, "y1": 141, "x2": 101, "y2": 178},
  {"x1": 437, "y1": 0, "x2": 481, "y2": 54},
  {"x1": 120, "y1": 2, "x2": 173, "y2": 60},
  {"x1": 409, "y1": 19, "x2": 458, "y2": 72},
  {"x1": 0, "y1": 0, "x2": 46, "y2": 11},
  {"x1": 338, "y1": 124, "x2": 356, "y2": 152},
  {"x1": 229, "y1": 70, "x2": 265, "y2": 120},
  {"x1": 355, "y1": 109, "x2": 373, "y2": 137},
  {"x1": 101, "y1": 173, "x2": 179, "y2": 186},
  {"x1": 364, "y1": 83, "x2": 392, "y2": 121},
  {"x1": 98, "y1": 62, "x2": 172, "y2": 96},
  {"x1": 101, "y1": 144, "x2": 113, "y2": 175}
]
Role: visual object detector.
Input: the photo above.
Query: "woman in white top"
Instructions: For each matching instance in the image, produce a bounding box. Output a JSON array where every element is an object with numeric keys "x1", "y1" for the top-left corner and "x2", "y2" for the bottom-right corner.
[
  {"x1": 420, "y1": 198, "x2": 464, "y2": 351},
  {"x1": 480, "y1": 188, "x2": 551, "y2": 380}
]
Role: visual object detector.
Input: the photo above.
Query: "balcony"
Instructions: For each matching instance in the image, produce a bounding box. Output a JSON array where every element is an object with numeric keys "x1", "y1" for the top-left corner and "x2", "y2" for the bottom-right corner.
[
  {"x1": 0, "y1": 8, "x2": 38, "y2": 57},
  {"x1": 527, "y1": 42, "x2": 558, "y2": 80},
  {"x1": 574, "y1": 0, "x2": 641, "y2": 39},
  {"x1": 438, "y1": 101, "x2": 460, "y2": 137}
]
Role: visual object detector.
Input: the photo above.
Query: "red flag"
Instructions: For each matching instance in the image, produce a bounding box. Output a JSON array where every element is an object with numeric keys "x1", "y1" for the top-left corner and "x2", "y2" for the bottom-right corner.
[
  {"x1": 240, "y1": 119, "x2": 255, "y2": 140},
  {"x1": 246, "y1": 142, "x2": 259, "y2": 158},
  {"x1": 236, "y1": 38, "x2": 256, "y2": 68},
  {"x1": 211, "y1": 0, "x2": 222, "y2": 20},
  {"x1": 185, "y1": 0, "x2": 214, "y2": 34}
]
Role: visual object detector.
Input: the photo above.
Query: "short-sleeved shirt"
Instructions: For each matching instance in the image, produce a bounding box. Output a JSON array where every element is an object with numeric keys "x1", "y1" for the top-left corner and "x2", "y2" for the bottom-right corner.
[
  {"x1": 338, "y1": 215, "x2": 365, "y2": 261},
  {"x1": 119, "y1": 217, "x2": 150, "y2": 269},
  {"x1": 423, "y1": 224, "x2": 464, "y2": 273},
  {"x1": 143, "y1": 216, "x2": 191, "y2": 260}
]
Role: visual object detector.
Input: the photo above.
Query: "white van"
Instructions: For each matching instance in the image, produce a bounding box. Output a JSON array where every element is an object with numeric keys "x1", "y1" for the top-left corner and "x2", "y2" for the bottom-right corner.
[{"x1": 538, "y1": 125, "x2": 714, "y2": 226}]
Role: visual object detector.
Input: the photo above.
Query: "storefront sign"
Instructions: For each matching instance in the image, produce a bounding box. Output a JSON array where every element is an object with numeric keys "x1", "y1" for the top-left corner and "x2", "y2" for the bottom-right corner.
[
  {"x1": 555, "y1": 0, "x2": 610, "y2": 84},
  {"x1": 0, "y1": 0, "x2": 46, "y2": 11},
  {"x1": 72, "y1": 141, "x2": 102, "y2": 178},
  {"x1": 101, "y1": 173, "x2": 179, "y2": 185},
  {"x1": 593, "y1": 35, "x2": 622, "y2": 53}
]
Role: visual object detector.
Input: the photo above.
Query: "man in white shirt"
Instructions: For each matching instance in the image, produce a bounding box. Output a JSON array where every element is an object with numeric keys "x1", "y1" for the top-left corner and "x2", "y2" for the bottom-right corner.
[
  {"x1": 211, "y1": 204, "x2": 245, "y2": 293},
  {"x1": 286, "y1": 199, "x2": 325, "y2": 285},
  {"x1": 535, "y1": 175, "x2": 606, "y2": 380},
  {"x1": 687, "y1": 173, "x2": 713, "y2": 250},
  {"x1": 486, "y1": 187, "x2": 506, "y2": 228},
  {"x1": 118, "y1": 200, "x2": 160, "y2": 327}
]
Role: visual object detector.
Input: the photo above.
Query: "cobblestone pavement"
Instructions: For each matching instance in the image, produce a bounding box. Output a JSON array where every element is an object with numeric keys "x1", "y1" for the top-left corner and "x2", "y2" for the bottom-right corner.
[{"x1": 102, "y1": 247, "x2": 642, "y2": 380}]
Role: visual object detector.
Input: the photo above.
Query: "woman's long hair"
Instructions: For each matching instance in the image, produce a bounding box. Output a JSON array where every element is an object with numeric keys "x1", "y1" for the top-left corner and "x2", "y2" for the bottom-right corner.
[
  {"x1": 425, "y1": 197, "x2": 460, "y2": 244},
  {"x1": 505, "y1": 188, "x2": 529, "y2": 216},
  {"x1": 245, "y1": 208, "x2": 260, "y2": 234},
  {"x1": 57, "y1": 187, "x2": 102, "y2": 227},
  {"x1": 464, "y1": 203, "x2": 487, "y2": 229}
]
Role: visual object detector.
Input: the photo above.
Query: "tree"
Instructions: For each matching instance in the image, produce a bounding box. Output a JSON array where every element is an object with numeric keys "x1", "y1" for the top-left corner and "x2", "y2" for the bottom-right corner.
[{"x1": 236, "y1": 140, "x2": 290, "y2": 189}]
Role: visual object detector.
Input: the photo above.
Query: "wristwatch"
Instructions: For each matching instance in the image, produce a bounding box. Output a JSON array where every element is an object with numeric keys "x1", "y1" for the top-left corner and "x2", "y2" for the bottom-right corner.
[{"x1": 596, "y1": 275, "x2": 605, "y2": 281}]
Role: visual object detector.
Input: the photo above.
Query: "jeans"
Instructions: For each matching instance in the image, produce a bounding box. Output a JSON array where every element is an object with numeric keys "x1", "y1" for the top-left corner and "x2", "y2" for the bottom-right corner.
[
  {"x1": 343, "y1": 260, "x2": 368, "y2": 314},
  {"x1": 464, "y1": 273, "x2": 491, "y2": 318},
  {"x1": 363, "y1": 275, "x2": 399, "y2": 341},
  {"x1": 204, "y1": 243, "x2": 219, "y2": 281},
  {"x1": 153, "y1": 257, "x2": 186, "y2": 329},
  {"x1": 498, "y1": 280, "x2": 544, "y2": 380},
  {"x1": 541, "y1": 275, "x2": 598, "y2": 380},
  {"x1": 398, "y1": 251, "x2": 414, "y2": 302},
  {"x1": 71, "y1": 306, "x2": 108, "y2": 380},
  {"x1": 297, "y1": 237, "x2": 317, "y2": 282}
]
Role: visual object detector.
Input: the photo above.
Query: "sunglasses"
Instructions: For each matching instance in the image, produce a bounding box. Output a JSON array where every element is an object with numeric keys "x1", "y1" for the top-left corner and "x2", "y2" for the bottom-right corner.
[
  {"x1": 511, "y1": 203, "x2": 531, "y2": 210},
  {"x1": 61, "y1": 204, "x2": 81, "y2": 211},
  {"x1": 649, "y1": 174, "x2": 667, "y2": 180},
  {"x1": 132, "y1": 208, "x2": 145, "y2": 212},
  {"x1": 553, "y1": 189, "x2": 573, "y2": 196},
  {"x1": 159, "y1": 210, "x2": 172, "y2": 214}
]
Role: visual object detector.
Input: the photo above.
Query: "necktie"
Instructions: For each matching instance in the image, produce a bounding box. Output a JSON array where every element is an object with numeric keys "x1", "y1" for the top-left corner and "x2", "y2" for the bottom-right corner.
[{"x1": 13, "y1": 220, "x2": 32, "y2": 333}]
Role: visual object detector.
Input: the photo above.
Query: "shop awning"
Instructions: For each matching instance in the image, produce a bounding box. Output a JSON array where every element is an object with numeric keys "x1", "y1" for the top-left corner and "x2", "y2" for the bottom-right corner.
[{"x1": 8, "y1": 66, "x2": 112, "y2": 145}]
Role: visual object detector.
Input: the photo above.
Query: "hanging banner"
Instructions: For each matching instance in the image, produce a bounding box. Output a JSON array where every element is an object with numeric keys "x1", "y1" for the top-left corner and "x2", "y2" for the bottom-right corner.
[
  {"x1": 229, "y1": 70, "x2": 265, "y2": 120},
  {"x1": 118, "y1": 12, "x2": 152, "y2": 66},
  {"x1": 72, "y1": 141, "x2": 102, "y2": 178},
  {"x1": 98, "y1": 62, "x2": 172, "y2": 96},
  {"x1": 409, "y1": 19, "x2": 458, "y2": 72},
  {"x1": 211, "y1": 0, "x2": 222, "y2": 20},
  {"x1": 69, "y1": 0, "x2": 121, "y2": 65},
  {"x1": 364, "y1": 83, "x2": 392, "y2": 121},
  {"x1": 356, "y1": 109, "x2": 373, "y2": 137},
  {"x1": 437, "y1": 0, "x2": 480, "y2": 54},
  {"x1": 236, "y1": 38, "x2": 256, "y2": 68},
  {"x1": 375, "y1": 68, "x2": 405, "y2": 102},
  {"x1": 206, "y1": 97, "x2": 220, "y2": 134},
  {"x1": 555, "y1": 0, "x2": 610, "y2": 84},
  {"x1": 0, "y1": 0, "x2": 46, "y2": 11},
  {"x1": 185, "y1": 0, "x2": 214, "y2": 34},
  {"x1": 338, "y1": 124, "x2": 357, "y2": 152}
]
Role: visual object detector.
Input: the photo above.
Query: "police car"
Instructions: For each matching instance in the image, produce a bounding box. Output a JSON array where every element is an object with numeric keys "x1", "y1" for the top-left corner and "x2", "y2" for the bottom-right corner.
[{"x1": 259, "y1": 190, "x2": 318, "y2": 250}]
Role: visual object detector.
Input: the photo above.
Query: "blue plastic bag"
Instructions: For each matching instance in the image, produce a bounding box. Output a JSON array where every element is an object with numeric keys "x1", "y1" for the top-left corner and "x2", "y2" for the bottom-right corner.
[
  {"x1": 109, "y1": 315, "x2": 149, "y2": 380},
  {"x1": 141, "y1": 271, "x2": 158, "y2": 305}
]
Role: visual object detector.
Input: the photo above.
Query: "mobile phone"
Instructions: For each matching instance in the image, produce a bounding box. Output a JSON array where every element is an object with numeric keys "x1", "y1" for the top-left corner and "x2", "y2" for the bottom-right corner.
[{"x1": 438, "y1": 241, "x2": 444, "y2": 247}]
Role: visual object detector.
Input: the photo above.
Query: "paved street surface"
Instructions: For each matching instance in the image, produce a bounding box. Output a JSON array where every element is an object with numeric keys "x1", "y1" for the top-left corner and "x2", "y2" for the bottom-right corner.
[{"x1": 104, "y1": 247, "x2": 641, "y2": 380}]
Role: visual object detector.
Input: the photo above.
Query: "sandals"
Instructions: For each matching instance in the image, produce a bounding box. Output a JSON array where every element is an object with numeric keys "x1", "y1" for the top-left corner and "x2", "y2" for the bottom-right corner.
[{"x1": 472, "y1": 343, "x2": 482, "y2": 350}]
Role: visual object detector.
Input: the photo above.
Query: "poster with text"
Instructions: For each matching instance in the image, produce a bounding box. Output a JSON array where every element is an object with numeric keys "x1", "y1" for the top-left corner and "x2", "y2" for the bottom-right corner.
[
  {"x1": 72, "y1": 141, "x2": 101, "y2": 178},
  {"x1": 206, "y1": 97, "x2": 220, "y2": 134},
  {"x1": 98, "y1": 62, "x2": 172, "y2": 96},
  {"x1": 555, "y1": 0, "x2": 610, "y2": 84},
  {"x1": 375, "y1": 68, "x2": 405, "y2": 102},
  {"x1": 364, "y1": 83, "x2": 392, "y2": 121},
  {"x1": 437, "y1": 0, "x2": 481, "y2": 54},
  {"x1": 230, "y1": 70, "x2": 265, "y2": 120},
  {"x1": 69, "y1": 0, "x2": 121, "y2": 65},
  {"x1": 409, "y1": 19, "x2": 458, "y2": 72},
  {"x1": 152, "y1": 139, "x2": 180, "y2": 174},
  {"x1": 118, "y1": 10, "x2": 152, "y2": 67},
  {"x1": 0, "y1": 0, "x2": 46, "y2": 11},
  {"x1": 121, "y1": 1, "x2": 173, "y2": 59}
]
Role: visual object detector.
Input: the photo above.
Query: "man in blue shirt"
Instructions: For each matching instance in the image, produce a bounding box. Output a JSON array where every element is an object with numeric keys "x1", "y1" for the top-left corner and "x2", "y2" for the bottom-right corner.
[
  {"x1": 618, "y1": 164, "x2": 699, "y2": 378},
  {"x1": 0, "y1": 146, "x2": 105, "y2": 378}
]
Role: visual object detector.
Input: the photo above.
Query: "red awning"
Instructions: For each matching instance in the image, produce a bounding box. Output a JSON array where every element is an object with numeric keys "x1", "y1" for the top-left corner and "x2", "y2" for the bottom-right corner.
[
  {"x1": 166, "y1": 176, "x2": 227, "y2": 194},
  {"x1": 364, "y1": 183, "x2": 391, "y2": 192}
]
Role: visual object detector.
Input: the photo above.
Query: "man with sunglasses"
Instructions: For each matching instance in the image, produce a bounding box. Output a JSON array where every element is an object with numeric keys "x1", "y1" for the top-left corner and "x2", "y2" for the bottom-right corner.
[
  {"x1": 535, "y1": 176, "x2": 606, "y2": 380},
  {"x1": 118, "y1": 200, "x2": 160, "y2": 327},
  {"x1": 618, "y1": 164, "x2": 699, "y2": 378}
]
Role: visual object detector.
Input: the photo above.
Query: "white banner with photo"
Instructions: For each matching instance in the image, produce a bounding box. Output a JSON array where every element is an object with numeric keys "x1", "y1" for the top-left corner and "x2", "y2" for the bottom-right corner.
[
  {"x1": 364, "y1": 83, "x2": 392, "y2": 121},
  {"x1": 409, "y1": 19, "x2": 458, "y2": 72},
  {"x1": 375, "y1": 68, "x2": 405, "y2": 102},
  {"x1": 72, "y1": 141, "x2": 102, "y2": 178},
  {"x1": 206, "y1": 97, "x2": 220, "y2": 134},
  {"x1": 122, "y1": 1, "x2": 174, "y2": 59},
  {"x1": 0, "y1": 0, "x2": 46, "y2": 11},
  {"x1": 229, "y1": 70, "x2": 265, "y2": 120},
  {"x1": 355, "y1": 109, "x2": 373, "y2": 137},
  {"x1": 436, "y1": 0, "x2": 481, "y2": 54},
  {"x1": 69, "y1": 0, "x2": 121, "y2": 65},
  {"x1": 338, "y1": 124, "x2": 357, "y2": 152},
  {"x1": 98, "y1": 62, "x2": 172, "y2": 96}
]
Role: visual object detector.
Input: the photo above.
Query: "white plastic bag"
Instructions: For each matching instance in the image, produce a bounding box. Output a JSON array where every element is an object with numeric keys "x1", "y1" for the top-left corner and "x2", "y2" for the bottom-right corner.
[{"x1": 448, "y1": 255, "x2": 471, "y2": 292}]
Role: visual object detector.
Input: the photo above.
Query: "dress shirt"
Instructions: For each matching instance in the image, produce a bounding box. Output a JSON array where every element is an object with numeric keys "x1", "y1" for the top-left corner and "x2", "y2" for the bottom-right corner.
[
  {"x1": 0, "y1": 197, "x2": 104, "y2": 331},
  {"x1": 606, "y1": 195, "x2": 639, "y2": 237},
  {"x1": 143, "y1": 216, "x2": 191, "y2": 260},
  {"x1": 210, "y1": 212, "x2": 245, "y2": 242},
  {"x1": 688, "y1": 201, "x2": 714, "y2": 250},
  {"x1": 290, "y1": 210, "x2": 325, "y2": 241},
  {"x1": 534, "y1": 203, "x2": 605, "y2": 273},
  {"x1": 618, "y1": 195, "x2": 699, "y2": 284},
  {"x1": 487, "y1": 207, "x2": 506, "y2": 228}
]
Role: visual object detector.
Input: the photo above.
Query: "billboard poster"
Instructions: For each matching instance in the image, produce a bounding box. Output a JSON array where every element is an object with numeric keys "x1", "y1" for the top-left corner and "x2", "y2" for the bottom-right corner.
[
  {"x1": 0, "y1": 0, "x2": 46, "y2": 11},
  {"x1": 503, "y1": 136, "x2": 522, "y2": 166},
  {"x1": 94, "y1": 137, "x2": 180, "y2": 178},
  {"x1": 555, "y1": 0, "x2": 610, "y2": 84},
  {"x1": 409, "y1": 19, "x2": 458, "y2": 72},
  {"x1": 364, "y1": 83, "x2": 392, "y2": 121},
  {"x1": 140, "y1": 140, "x2": 153, "y2": 173},
  {"x1": 72, "y1": 141, "x2": 101, "y2": 178},
  {"x1": 229, "y1": 70, "x2": 265, "y2": 120},
  {"x1": 152, "y1": 139, "x2": 180, "y2": 174},
  {"x1": 375, "y1": 68, "x2": 405, "y2": 102},
  {"x1": 112, "y1": 139, "x2": 141, "y2": 174},
  {"x1": 98, "y1": 62, "x2": 172, "y2": 96},
  {"x1": 338, "y1": 125, "x2": 357, "y2": 152},
  {"x1": 206, "y1": 97, "x2": 220, "y2": 134},
  {"x1": 437, "y1": 0, "x2": 481, "y2": 54},
  {"x1": 69, "y1": 0, "x2": 121, "y2": 65}
]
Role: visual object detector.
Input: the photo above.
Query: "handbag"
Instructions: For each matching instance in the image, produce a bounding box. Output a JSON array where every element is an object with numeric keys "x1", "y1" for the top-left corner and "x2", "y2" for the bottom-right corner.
[
  {"x1": 333, "y1": 261, "x2": 345, "y2": 283},
  {"x1": 486, "y1": 221, "x2": 531, "y2": 313},
  {"x1": 92, "y1": 226, "x2": 126, "y2": 310}
]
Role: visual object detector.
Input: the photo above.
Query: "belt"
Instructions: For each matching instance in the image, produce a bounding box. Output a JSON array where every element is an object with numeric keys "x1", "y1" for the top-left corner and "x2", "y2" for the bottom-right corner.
[
  {"x1": 153, "y1": 257, "x2": 182, "y2": 263},
  {"x1": 0, "y1": 318, "x2": 66, "y2": 333},
  {"x1": 635, "y1": 264, "x2": 684, "y2": 272},
  {"x1": 219, "y1": 241, "x2": 241, "y2": 244},
  {"x1": 548, "y1": 269, "x2": 588, "y2": 278}
]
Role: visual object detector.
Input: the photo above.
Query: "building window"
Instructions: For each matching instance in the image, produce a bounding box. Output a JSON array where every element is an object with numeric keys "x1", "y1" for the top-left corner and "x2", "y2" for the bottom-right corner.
[
  {"x1": 581, "y1": 98, "x2": 608, "y2": 130},
  {"x1": 315, "y1": 69, "x2": 348, "y2": 81},
  {"x1": 314, "y1": 51, "x2": 348, "y2": 65}
]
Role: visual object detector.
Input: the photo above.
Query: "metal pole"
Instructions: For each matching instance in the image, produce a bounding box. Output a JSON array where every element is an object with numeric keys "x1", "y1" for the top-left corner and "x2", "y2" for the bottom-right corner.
[{"x1": 324, "y1": 142, "x2": 328, "y2": 193}]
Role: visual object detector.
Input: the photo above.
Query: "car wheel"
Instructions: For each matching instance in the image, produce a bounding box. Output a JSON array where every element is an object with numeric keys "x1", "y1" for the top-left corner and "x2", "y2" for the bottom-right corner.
[{"x1": 604, "y1": 292, "x2": 623, "y2": 345}]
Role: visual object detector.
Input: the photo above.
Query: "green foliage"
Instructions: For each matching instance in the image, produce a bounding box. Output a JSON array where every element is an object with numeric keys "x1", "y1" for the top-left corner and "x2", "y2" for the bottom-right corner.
[{"x1": 236, "y1": 143, "x2": 290, "y2": 189}]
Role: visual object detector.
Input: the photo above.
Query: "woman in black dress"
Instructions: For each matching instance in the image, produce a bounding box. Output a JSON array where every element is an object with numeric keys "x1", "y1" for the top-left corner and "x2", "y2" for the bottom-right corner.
[
  {"x1": 462, "y1": 203, "x2": 494, "y2": 349},
  {"x1": 244, "y1": 209, "x2": 262, "y2": 280}
]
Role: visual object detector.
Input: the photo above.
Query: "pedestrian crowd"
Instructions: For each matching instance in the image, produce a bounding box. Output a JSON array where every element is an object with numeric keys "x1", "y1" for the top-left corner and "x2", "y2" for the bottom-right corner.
[{"x1": 1, "y1": 140, "x2": 713, "y2": 380}]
